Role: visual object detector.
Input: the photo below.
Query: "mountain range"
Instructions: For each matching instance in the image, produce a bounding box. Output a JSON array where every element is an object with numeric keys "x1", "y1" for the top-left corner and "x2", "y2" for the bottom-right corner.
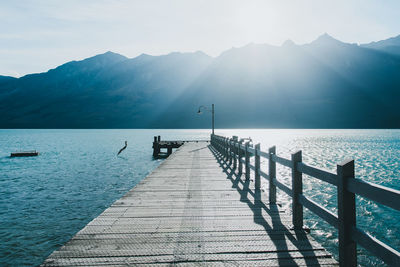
[{"x1": 1, "y1": 34, "x2": 400, "y2": 128}]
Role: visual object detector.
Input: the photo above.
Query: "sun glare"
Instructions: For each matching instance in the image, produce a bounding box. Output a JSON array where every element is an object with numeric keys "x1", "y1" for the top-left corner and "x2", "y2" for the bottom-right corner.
[{"x1": 233, "y1": 2, "x2": 282, "y2": 45}]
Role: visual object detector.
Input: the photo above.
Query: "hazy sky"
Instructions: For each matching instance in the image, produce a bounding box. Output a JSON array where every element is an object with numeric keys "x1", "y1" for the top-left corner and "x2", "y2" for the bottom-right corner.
[{"x1": 1, "y1": 0, "x2": 400, "y2": 77}]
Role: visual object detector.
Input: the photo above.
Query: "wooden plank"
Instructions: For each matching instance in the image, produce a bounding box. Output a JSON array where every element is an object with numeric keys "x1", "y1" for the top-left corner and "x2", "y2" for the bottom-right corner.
[
  {"x1": 272, "y1": 154, "x2": 292, "y2": 168},
  {"x1": 297, "y1": 162, "x2": 337, "y2": 186},
  {"x1": 57, "y1": 239, "x2": 325, "y2": 251},
  {"x1": 44, "y1": 250, "x2": 333, "y2": 263},
  {"x1": 50, "y1": 243, "x2": 329, "y2": 257},
  {"x1": 351, "y1": 226, "x2": 400, "y2": 266},
  {"x1": 272, "y1": 177, "x2": 292, "y2": 197},
  {"x1": 347, "y1": 178, "x2": 400, "y2": 211},
  {"x1": 42, "y1": 142, "x2": 337, "y2": 266},
  {"x1": 299, "y1": 194, "x2": 338, "y2": 228},
  {"x1": 43, "y1": 255, "x2": 337, "y2": 267}
]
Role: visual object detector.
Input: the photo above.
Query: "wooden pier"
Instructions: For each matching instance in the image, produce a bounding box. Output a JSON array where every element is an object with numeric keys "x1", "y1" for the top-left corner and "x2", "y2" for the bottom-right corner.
[
  {"x1": 10, "y1": 150, "x2": 39, "y2": 157},
  {"x1": 152, "y1": 136, "x2": 208, "y2": 157},
  {"x1": 42, "y1": 140, "x2": 337, "y2": 266},
  {"x1": 42, "y1": 134, "x2": 400, "y2": 266},
  {"x1": 152, "y1": 135, "x2": 185, "y2": 157}
]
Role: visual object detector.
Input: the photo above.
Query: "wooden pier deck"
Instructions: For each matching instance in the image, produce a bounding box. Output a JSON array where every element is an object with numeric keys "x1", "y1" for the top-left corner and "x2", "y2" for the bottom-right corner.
[{"x1": 43, "y1": 142, "x2": 337, "y2": 266}]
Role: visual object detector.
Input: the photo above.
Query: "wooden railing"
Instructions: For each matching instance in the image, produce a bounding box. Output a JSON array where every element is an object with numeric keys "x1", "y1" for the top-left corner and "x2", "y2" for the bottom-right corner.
[{"x1": 210, "y1": 134, "x2": 400, "y2": 267}]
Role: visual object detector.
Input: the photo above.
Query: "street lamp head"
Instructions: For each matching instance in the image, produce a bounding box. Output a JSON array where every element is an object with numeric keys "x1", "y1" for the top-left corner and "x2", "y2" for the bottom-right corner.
[{"x1": 196, "y1": 104, "x2": 214, "y2": 135}]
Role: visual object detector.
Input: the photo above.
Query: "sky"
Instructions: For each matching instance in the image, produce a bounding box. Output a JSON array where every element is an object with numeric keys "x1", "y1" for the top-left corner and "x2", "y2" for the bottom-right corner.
[{"x1": 1, "y1": 0, "x2": 400, "y2": 77}]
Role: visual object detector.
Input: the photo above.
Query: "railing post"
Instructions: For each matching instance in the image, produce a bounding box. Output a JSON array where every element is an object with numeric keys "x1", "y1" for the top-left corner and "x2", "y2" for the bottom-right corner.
[
  {"x1": 291, "y1": 150, "x2": 303, "y2": 230},
  {"x1": 245, "y1": 142, "x2": 250, "y2": 180},
  {"x1": 152, "y1": 136, "x2": 158, "y2": 157},
  {"x1": 228, "y1": 138, "x2": 233, "y2": 164},
  {"x1": 268, "y1": 146, "x2": 276, "y2": 203},
  {"x1": 255, "y1": 143, "x2": 261, "y2": 190},
  {"x1": 337, "y1": 159, "x2": 357, "y2": 267},
  {"x1": 233, "y1": 136, "x2": 238, "y2": 168},
  {"x1": 238, "y1": 140, "x2": 244, "y2": 175},
  {"x1": 224, "y1": 137, "x2": 228, "y2": 159},
  {"x1": 223, "y1": 137, "x2": 226, "y2": 159}
]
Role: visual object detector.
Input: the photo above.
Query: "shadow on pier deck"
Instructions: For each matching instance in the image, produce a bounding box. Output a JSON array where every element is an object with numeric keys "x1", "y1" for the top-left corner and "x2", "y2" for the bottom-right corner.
[{"x1": 42, "y1": 142, "x2": 337, "y2": 266}]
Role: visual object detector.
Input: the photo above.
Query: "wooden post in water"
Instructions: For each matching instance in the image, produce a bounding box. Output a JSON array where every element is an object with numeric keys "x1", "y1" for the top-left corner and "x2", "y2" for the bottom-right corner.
[
  {"x1": 337, "y1": 159, "x2": 357, "y2": 267},
  {"x1": 255, "y1": 143, "x2": 261, "y2": 190},
  {"x1": 245, "y1": 142, "x2": 250, "y2": 180},
  {"x1": 269, "y1": 146, "x2": 276, "y2": 203},
  {"x1": 153, "y1": 136, "x2": 159, "y2": 157},
  {"x1": 291, "y1": 150, "x2": 303, "y2": 229}
]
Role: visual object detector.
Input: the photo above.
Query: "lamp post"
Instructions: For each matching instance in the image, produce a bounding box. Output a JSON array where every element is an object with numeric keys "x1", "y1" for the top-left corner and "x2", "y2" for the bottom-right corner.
[{"x1": 197, "y1": 104, "x2": 215, "y2": 135}]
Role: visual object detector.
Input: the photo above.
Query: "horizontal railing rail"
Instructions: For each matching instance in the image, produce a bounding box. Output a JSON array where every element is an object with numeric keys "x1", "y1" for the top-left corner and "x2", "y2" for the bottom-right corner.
[{"x1": 210, "y1": 133, "x2": 400, "y2": 267}]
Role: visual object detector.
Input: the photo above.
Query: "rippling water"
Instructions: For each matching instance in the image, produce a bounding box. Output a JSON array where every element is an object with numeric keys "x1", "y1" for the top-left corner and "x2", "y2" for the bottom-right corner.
[{"x1": 0, "y1": 129, "x2": 399, "y2": 266}]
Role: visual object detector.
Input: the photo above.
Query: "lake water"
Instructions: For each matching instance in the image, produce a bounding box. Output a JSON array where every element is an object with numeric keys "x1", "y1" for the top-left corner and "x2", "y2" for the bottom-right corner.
[{"x1": 0, "y1": 129, "x2": 399, "y2": 266}]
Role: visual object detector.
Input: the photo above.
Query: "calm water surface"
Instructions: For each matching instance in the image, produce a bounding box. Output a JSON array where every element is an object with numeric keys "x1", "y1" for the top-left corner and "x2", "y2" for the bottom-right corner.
[{"x1": 0, "y1": 129, "x2": 399, "y2": 266}]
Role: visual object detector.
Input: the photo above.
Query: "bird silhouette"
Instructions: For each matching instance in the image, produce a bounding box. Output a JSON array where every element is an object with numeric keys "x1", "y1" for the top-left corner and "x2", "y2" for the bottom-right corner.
[{"x1": 117, "y1": 141, "x2": 127, "y2": 155}]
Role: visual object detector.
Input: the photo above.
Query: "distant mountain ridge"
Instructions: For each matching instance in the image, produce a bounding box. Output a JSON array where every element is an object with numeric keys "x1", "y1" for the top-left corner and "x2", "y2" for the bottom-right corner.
[
  {"x1": 0, "y1": 75, "x2": 17, "y2": 84},
  {"x1": 1, "y1": 34, "x2": 400, "y2": 128},
  {"x1": 362, "y1": 35, "x2": 400, "y2": 56}
]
